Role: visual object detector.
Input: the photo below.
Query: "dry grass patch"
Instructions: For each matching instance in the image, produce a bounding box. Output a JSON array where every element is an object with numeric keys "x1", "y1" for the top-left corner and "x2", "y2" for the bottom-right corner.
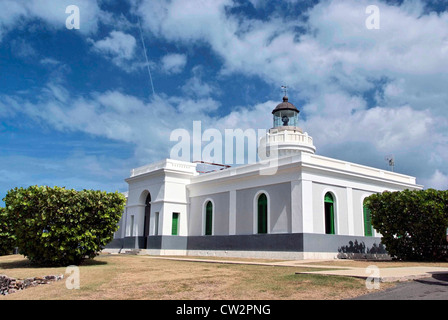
[{"x1": 0, "y1": 254, "x2": 392, "y2": 300}]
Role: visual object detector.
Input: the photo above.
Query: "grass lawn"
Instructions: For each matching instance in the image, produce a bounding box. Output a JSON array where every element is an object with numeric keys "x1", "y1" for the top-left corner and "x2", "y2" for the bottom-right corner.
[{"x1": 0, "y1": 253, "x2": 394, "y2": 300}]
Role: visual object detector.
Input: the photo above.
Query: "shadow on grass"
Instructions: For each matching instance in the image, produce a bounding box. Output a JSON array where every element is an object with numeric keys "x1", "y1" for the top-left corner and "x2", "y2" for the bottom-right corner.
[
  {"x1": 0, "y1": 258, "x2": 34, "y2": 270},
  {"x1": 0, "y1": 255, "x2": 108, "y2": 270}
]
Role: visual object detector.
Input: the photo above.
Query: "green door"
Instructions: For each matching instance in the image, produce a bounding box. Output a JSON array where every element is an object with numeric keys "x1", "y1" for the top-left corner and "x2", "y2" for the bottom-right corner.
[
  {"x1": 172, "y1": 212, "x2": 179, "y2": 236},
  {"x1": 257, "y1": 194, "x2": 268, "y2": 234},
  {"x1": 205, "y1": 201, "x2": 213, "y2": 236},
  {"x1": 324, "y1": 193, "x2": 335, "y2": 235},
  {"x1": 363, "y1": 203, "x2": 373, "y2": 237}
]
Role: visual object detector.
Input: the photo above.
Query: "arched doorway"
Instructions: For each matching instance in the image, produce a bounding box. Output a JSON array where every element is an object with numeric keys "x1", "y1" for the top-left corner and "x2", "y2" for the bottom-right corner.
[
  {"x1": 205, "y1": 201, "x2": 213, "y2": 236},
  {"x1": 257, "y1": 193, "x2": 268, "y2": 234},
  {"x1": 324, "y1": 192, "x2": 335, "y2": 235},
  {"x1": 144, "y1": 193, "x2": 151, "y2": 248}
]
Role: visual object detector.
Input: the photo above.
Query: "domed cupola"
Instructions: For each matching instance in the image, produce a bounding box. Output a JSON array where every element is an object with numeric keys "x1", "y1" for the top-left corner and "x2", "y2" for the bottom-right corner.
[
  {"x1": 259, "y1": 95, "x2": 316, "y2": 159},
  {"x1": 272, "y1": 96, "x2": 300, "y2": 128}
]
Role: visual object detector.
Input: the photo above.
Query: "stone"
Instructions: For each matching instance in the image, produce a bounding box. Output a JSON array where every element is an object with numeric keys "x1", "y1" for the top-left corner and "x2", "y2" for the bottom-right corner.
[{"x1": 0, "y1": 274, "x2": 63, "y2": 295}]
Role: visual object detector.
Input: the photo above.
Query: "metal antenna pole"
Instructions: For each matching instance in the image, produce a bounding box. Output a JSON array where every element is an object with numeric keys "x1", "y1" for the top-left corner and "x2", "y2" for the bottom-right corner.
[{"x1": 385, "y1": 155, "x2": 395, "y2": 172}]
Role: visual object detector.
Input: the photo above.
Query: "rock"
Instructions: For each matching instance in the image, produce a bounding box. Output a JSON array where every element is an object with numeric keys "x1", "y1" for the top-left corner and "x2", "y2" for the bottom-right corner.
[{"x1": 0, "y1": 274, "x2": 63, "y2": 295}]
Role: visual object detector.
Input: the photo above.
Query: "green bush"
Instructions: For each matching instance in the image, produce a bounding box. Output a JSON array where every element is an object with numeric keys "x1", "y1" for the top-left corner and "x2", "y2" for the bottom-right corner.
[
  {"x1": 3, "y1": 186, "x2": 126, "y2": 266},
  {"x1": 366, "y1": 189, "x2": 448, "y2": 261},
  {"x1": 0, "y1": 207, "x2": 16, "y2": 256}
]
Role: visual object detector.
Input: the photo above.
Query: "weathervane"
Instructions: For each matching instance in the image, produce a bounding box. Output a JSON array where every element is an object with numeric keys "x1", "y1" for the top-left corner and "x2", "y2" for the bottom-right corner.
[
  {"x1": 281, "y1": 85, "x2": 288, "y2": 97},
  {"x1": 385, "y1": 155, "x2": 395, "y2": 172}
]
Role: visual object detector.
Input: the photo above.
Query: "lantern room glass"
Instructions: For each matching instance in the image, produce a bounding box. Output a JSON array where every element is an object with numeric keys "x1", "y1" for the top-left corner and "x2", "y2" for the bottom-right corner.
[{"x1": 273, "y1": 110, "x2": 299, "y2": 128}]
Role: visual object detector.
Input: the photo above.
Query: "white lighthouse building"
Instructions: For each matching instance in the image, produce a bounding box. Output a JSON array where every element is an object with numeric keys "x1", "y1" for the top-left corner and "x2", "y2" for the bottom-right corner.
[{"x1": 107, "y1": 96, "x2": 422, "y2": 260}]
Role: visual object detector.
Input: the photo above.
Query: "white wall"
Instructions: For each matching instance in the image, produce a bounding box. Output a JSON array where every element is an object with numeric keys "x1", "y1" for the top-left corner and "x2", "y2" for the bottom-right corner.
[
  {"x1": 125, "y1": 163, "x2": 195, "y2": 238},
  {"x1": 189, "y1": 192, "x2": 230, "y2": 236},
  {"x1": 312, "y1": 183, "x2": 347, "y2": 235},
  {"x1": 119, "y1": 153, "x2": 421, "y2": 241}
]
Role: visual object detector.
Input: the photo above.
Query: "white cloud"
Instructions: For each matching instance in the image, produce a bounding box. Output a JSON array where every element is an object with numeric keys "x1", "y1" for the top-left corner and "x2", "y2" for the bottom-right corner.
[
  {"x1": 181, "y1": 66, "x2": 219, "y2": 98},
  {"x1": 136, "y1": 0, "x2": 235, "y2": 43},
  {"x1": 10, "y1": 38, "x2": 36, "y2": 58},
  {"x1": 181, "y1": 76, "x2": 215, "y2": 98},
  {"x1": 421, "y1": 170, "x2": 448, "y2": 191},
  {"x1": 136, "y1": 0, "x2": 448, "y2": 105},
  {"x1": 42, "y1": 83, "x2": 70, "y2": 104},
  {"x1": 91, "y1": 31, "x2": 136, "y2": 60},
  {"x1": 0, "y1": 0, "x2": 28, "y2": 42},
  {"x1": 160, "y1": 53, "x2": 187, "y2": 74},
  {"x1": 40, "y1": 57, "x2": 61, "y2": 65},
  {"x1": 89, "y1": 31, "x2": 139, "y2": 72},
  {"x1": 302, "y1": 91, "x2": 434, "y2": 153}
]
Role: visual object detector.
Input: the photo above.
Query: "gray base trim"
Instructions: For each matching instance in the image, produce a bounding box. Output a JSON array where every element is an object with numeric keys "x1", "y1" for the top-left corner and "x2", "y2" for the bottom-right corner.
[
  {"x1": 303, "y1": 234, "x2": 386, "y2": 255},
  {"x1": 105, "y1": 238, "x2": 124, "y2": 249},
  {"x1": 124, "y1": 236, "x2": 145, "y2": 249},
  {"x1": 108, "y1": 233, "x2": 385, "y2": 256},
  {"x1": 187, "y1": 234, "x2": 303, "y2": 252}
]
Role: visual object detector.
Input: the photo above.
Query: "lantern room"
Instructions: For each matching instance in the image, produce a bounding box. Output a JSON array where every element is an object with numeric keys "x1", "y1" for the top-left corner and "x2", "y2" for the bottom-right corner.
[{"x1": 272, "y1": 96, "x2": 300, "y2": 128}]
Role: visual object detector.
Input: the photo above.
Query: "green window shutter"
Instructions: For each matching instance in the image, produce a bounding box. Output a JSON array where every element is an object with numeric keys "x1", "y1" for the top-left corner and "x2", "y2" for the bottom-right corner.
[
  {"x1": 172, "y1": 212, "x2": 179, "y2": 236},
  {"x1": 363, "y1": 204, "x2": 373, "y2": 237},
  {"x1": 257, "y1": 194, "x2": 268, "y2": 234},
  {"x1": 205, "y1": 201, "x2": 213, "y2": 236},
  {"x1": 324, "y1": 193, "x2": 335, "y2": 235}
]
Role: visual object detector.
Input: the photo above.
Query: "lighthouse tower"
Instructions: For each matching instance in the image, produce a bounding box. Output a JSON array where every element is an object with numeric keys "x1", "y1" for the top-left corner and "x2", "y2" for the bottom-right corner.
[{"x1": 259, "y1": 95, "x2": 316, "y2": 159}]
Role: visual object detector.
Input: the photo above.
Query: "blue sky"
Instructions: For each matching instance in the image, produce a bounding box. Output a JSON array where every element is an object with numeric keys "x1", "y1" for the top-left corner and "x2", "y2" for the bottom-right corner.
[{"x1": 1, "y1": 0, "x2": 448, "y2": 203}]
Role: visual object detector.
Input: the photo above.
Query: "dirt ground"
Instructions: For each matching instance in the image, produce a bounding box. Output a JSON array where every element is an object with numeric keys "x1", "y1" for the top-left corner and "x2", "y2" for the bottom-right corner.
[{"x1": 0, "y1": 254, "x2": 394, "y2": 300}]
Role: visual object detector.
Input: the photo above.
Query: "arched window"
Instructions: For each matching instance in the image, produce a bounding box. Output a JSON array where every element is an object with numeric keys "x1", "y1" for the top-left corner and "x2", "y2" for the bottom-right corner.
[
  {"x1": 324, "y1": 192, "x2": 335, "y2": 235},
  {"x1": 257, "y1": 193, "x2": 268, "y2": 234},
  {"x1": 205, "y1": 201, "x2": 213, "y2": 236},
  {"x1": 363, "y1": 200, "x2": 373, "y2": 237}
]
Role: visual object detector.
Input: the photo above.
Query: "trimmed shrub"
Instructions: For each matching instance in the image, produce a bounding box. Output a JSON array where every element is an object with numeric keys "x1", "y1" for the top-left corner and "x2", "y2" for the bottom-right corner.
[
  {"x1": 366, "y1": 189, "x2": 448, "y2": 261},
  {"x1": 4, "y1": 186, "x2": 126, "y2": 266},
  {"x1": 0, "y1": 207, "x2": 15, "y2": 256}
]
